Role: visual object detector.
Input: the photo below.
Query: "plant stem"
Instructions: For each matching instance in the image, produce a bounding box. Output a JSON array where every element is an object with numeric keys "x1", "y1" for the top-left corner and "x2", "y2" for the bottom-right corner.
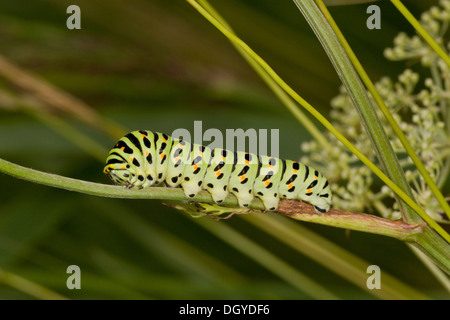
[
  {"x1": 0, "y1": 157, "x2": 236, "y2": 204},
  {"x1": 0, "y1": 156, "x2": 429, "y2": 243},
  {"x1": 408, "y1": 244, "x2": 450, "y2": 293},
  {"x1": 314, "y1": 0, "x2": 450, "y2": 221},
  {"x1": 185, "y1": 0, "x2": 450, "y2": 244},
  {"x1": 390, "y1": 0, "x2": 450, "y2": 67},
  {"x1": 197, "y1": 0, "x2": 330, "y2": 149},
  {"x1": 277, "y1": 200, "x2": 423, "y2": 241},
  {"x1": 292, "y1": 0, "x2": 450, "y2": 272},
  {"x1": 294, "y1": 0, "x2": 416, "y2": 223}
]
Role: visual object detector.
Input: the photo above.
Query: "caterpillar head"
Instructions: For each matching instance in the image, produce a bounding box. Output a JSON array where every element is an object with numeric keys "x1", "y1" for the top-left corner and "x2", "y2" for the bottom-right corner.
[{"x1": 103, "y1": 162, "x2": 134, "y2": 187}]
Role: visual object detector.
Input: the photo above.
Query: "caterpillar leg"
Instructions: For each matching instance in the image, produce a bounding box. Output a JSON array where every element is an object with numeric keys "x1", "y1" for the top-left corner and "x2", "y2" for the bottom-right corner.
[
  {"x1": 255, "y1": 192, "x2": 280, "y2": 211},
  {"x1": 312, "y1": 199, "x2": 331, "y2": 213},
  {"x1": 233, "y1": 192, "x2": 253, "y2": 208},
  {"x1": 299, "y1": 190, "x2": 331, "y2": 213}
]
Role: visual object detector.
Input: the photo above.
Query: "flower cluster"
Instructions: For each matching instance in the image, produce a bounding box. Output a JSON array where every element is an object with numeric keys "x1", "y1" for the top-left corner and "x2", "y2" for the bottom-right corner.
[{"x1": 301, "y1": 0, "x2": 450, "y2": 222}]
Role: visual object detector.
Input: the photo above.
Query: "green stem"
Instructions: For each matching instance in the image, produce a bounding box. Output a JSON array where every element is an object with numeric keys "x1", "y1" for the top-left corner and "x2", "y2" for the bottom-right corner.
[
  {"x1": 390, "y1": 0, "x2": 450, "y2": 67},
  {"x1": 0, "y1": 157, "x2": 429, "y2": 242},
  {"x1": 292, "y1": 0, "x2": 450, "y2": 273},
  {"x1": 314, "y1": 0, "x2": 450, "y2": 222},
  {"x1": 185, "y1": 0, "x2": 450, "y2": 244},
  {"x1": 197, "y1": 0, "x2": 330, "y2": 149},
  {"x1": 298, "y1": 0, "x2": 450, "y2": 272},
  {"x1": 0, "y1": 157, "x2": 247, "y2": 206},
  {"x1": 407, "y1": 244, "x2": 450, "y2": 293},
  {"x1": 186, "y1": 0, "x2": 450, "y2": 272},
  {"x1": 294, "y1": 0, "x2": 417, "y2": 223}
]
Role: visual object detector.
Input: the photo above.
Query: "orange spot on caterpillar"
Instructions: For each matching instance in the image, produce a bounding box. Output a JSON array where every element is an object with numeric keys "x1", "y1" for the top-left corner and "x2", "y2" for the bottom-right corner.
[
  {"x1": 193, "y1": 164, "x2": 198, "y2": 170},
  {"x1": 245, "y1": 160, "x2": 249, "y2": 164},
  {"x1": 264, "y1": 180, "x2": 270, "y2": 186},
  {"x1": 215, "y1": 170, "x2": 221, "y2": 177},
  {"x1": 129, "y1": 157, "x2": 134, "y2": 162},
  {"x1": 288, "y1": 183, "x2": 293, "y2": 189},
  {"x1": 145, "y1": 150, "x2": 149, "y2": 156},
  {"x1": 121, "y1": 146, "x2": 125, "y2": 151},
  {"x1": 160, "y1": 153, "x2": 165, "y2": 159},
  {"x1": 240, "y1": 175, "x2": 246, "y2": 181},
  {"x1": 307, "y1": 188, "x2": 312, "y2": 194},
  {"x1": 120, "y1": 165, "x2": 126, "y2": 169}
]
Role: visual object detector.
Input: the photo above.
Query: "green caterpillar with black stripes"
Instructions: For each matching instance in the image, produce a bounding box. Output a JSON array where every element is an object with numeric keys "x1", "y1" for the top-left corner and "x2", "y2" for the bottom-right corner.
[{"x1": 104, "y1": 130, "x2": 332, "y2": 213}]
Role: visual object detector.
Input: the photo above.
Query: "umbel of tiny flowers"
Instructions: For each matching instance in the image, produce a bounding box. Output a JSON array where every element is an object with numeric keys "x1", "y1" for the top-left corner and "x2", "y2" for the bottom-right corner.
[{"x1": 301, "y1": 1, "x2": 450, "y2": 222}]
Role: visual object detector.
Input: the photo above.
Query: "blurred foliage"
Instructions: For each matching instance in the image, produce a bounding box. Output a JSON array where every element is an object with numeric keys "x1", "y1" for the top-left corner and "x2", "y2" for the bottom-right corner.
[{"x1": 0, "y1": 0, "x2": 448, "y2": 299}]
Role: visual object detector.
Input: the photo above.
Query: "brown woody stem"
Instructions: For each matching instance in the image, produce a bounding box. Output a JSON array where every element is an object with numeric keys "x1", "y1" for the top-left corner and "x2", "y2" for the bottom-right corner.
[{"x1": 275, "y1": 200, "x2": 423, "y2": 241}]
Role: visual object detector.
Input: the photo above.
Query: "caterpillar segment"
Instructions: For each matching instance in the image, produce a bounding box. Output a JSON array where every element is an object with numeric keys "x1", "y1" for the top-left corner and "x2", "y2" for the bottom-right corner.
[
  {"x1": 202, "y1": 148, "x2": 235, "y2": 204},
  {"x1": 153, "y1": 131, "x2": 172, "y2": 185},
  {"x1": 252, "y1": 155, "x2": 284, "y2": 211},
  {"x1": 165, "y1": 138, "x2": 190, "y2": 188},
  {"x1": 104, "y1": 130, "x2": 332, "y2": 213},
  {"x1": 228, "y1": 152, "x2": 259, "y2": 208},
  {"x1": 181, "y1": 144, "x2": 211, "y2": 199}
]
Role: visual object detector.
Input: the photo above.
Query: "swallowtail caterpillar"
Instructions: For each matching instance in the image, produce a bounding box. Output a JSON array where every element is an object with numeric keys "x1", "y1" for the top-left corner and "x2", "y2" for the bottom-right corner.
[{"x1": 104, "y1": 130, "x2": 332, "y2": 213}]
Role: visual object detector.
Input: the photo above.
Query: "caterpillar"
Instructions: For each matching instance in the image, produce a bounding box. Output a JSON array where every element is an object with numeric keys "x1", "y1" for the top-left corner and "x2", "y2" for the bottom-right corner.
[{"x1": 103, "y1": 130, "x2": 332, "y2": 213}]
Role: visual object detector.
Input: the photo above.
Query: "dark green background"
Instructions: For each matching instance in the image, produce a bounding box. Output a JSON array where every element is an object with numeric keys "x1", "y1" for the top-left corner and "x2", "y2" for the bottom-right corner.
[{"x1": 0, "y1": 0, "x2": 446, "y2": 299}]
